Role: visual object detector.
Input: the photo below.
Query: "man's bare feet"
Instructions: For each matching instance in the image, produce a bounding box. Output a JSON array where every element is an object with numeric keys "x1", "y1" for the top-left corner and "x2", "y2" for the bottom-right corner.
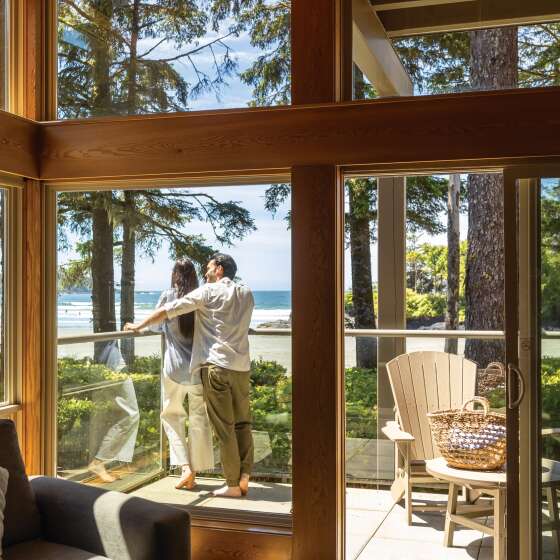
[
  {"x1": 89, "y1": 459, "x2": 117, "y2": 483},
  {"x1": 211, "y1": 485, "x2": 242, "y2": 498},
  {"x1": 239, "y1": 473, "x2": 250, "y2": 496},
  {"x1": 175, "y1": 466, "x2": 197, "y2": 490}
]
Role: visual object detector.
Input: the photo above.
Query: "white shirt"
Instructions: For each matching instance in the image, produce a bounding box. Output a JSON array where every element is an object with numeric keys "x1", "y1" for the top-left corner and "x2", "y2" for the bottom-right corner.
[
  {"x1": 163, "y1": 277, "x2": 254, "y2": 373},
  {"x1": 151, "y1": 289, "x2": 197, "y2": 385}
]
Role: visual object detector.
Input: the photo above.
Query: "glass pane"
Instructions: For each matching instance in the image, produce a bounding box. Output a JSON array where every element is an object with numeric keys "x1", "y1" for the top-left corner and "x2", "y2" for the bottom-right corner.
[
  {"x1": 405, "y1": 173, "x2": 506, "y2": 368},
  {"x1": 343, "y1": 177, "x2": 382, "y2": 560},
  {"x1": 57, "y1": 1, "x2": 291, "y2": 118},
  {"x1": 353, "y1": 11, "x2": 560, "y2": 99},
  {"x1": 56, "y1": 184, "x2": 292, "y2": 514},
  {"x1": 540, "y1": 177, "x2": 560, "y2": 558},
  {"x1": 344, "y1": 172, "x2": 507, "y2": 559}
]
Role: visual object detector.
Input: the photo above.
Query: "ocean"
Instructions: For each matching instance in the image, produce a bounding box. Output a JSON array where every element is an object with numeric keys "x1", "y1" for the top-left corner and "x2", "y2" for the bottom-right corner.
[{"x1": 57, "y1": 290, "x2": 292, "y2": 333}]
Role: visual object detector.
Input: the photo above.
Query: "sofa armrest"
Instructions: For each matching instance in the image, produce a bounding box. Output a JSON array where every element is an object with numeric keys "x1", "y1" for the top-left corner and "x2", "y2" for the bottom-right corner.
[{"x1": 30, "y1": 476, "x2": 190, "y2": 560}]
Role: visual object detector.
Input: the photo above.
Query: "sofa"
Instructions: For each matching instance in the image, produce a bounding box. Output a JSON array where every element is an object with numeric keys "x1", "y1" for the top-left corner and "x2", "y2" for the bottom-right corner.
[{"x1": 0, "y1": 419, "x2": 190, "y2": 560}]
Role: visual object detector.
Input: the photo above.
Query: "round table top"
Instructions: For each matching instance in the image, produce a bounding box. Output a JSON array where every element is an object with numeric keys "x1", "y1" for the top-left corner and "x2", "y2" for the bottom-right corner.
[{"x1": 426, "y1": 457, "x2": 506, "y2": 488}]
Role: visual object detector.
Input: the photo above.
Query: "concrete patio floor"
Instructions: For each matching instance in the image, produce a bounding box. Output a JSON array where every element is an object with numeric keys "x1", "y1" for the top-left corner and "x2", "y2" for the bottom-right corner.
[{"x1": 133, "y1": 477, "x2": 554, "y2": 559}]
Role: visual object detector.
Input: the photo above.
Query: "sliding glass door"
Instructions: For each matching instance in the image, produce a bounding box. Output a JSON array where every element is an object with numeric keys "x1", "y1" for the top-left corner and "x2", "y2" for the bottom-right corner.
[{"x1": 504, "y1": 166, "x2": 560, "y2": 560}]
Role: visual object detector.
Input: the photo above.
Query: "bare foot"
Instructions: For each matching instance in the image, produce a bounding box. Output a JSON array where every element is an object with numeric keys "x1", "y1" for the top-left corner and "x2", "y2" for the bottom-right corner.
[
  {"x1": 89, "y1": 460, "x2": 117, "y2": 483},
  {"x1": 211, "y1": 485, "x2": 242, "y2": 498},
  {"x1": 239, "y1": 473, "x2": 250, "y2": 496},
  {"x1": 175, "y1": 466, "x2": 197, "y2": 490}
]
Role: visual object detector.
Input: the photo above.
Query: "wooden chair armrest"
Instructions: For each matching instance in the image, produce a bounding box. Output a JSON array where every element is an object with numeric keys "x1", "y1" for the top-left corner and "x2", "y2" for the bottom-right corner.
[
  {"x1": 382, "y1": 421, "x2": 415, "y2": 442},
  {"x1": 542, "y1": 427, "x2": 560, "y2": 437}
]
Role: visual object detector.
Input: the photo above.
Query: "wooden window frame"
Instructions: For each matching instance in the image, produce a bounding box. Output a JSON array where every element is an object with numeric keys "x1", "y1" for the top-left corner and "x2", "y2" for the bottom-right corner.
[
  {"x1": 3, "y1": 0, "x2": 560, "y2": 558},
  {"x1": 0, "y1": 180, "x2": 23, "y2": 415}
]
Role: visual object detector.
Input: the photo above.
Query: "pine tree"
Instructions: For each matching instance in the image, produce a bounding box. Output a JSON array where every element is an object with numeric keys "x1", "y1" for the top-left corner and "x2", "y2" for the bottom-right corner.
[{"x1": 58, "y1": 0, "x2": 246, "y2": 362}]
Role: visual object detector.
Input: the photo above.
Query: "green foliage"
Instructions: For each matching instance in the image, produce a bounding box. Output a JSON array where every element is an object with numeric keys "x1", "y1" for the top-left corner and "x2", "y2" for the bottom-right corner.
[
  {"x1": 345, "y1": 368, "x2": 377, "y2": 439},
  {"x1": 541, "y1": 180, "x2": 560, "y2": 327},
  {"x1": 541, "y1": 358, "x2": 560, "y2": 458},
  {"x1": 393, "y1": 24, "x2": 560, "y2": 95},
  {"x1": 405, "y1": 289, "x2": 446, "y2": 320},
  {"x1": 58, "y1": 0, "x2": 239, "y2": 119},
  {"x1": 251, "y1": 359, "x2": 287, "y2": 386},
  {"x1": 57, "y1": 355, "x2": 381, "y2": 476}
]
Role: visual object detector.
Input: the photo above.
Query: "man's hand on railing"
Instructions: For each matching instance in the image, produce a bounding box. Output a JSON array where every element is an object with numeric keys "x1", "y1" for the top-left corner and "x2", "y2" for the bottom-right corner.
[{"x1": 123, "y1": 322, "x2": 142, "y2": 333}]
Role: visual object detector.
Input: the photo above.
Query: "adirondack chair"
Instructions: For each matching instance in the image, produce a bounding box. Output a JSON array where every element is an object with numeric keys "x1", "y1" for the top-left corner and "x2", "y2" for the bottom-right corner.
[{"x1": 382, "y1": 351, "x2": 478, "y2": 525}]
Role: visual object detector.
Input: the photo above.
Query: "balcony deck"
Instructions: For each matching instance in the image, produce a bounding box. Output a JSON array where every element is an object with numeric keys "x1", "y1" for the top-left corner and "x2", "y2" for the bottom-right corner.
[{"x1": 129, "y1": 477, "x2": 518, "y2": 560}]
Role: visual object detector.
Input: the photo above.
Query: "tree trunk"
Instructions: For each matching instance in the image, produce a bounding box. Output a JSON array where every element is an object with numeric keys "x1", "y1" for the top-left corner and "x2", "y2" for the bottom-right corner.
[
  {"x1": 348, "y1": 180, "x2": 377, "y2": 368},
  {"x1": 120, "y1": 191, "x2": 136, "y2": 367},
  {"x1": 445, "y1": 174, "x2": 460, "y2": 354},
  {"x1": 90, "y1": 1, "x2": 116, "y2": 362},
  {"x1": 91, "y1": 0, "x2": 113, "y2": 117},
  {"x1": 465, "y1": 28, "x2": 517, "y2": 367},
  {"x1": 119, "y1": 1, "x2": 140, "y2": 366},
  {"x1": 92, "y1": 192, "x2": 116, "y2": 362},
  {"x1": 350, "y1": 66, "x2": 377, "y2": 368}
]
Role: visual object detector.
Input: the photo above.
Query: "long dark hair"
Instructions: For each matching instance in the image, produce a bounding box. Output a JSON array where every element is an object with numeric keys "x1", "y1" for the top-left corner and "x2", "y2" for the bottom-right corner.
[{"x1": 171, "y1": 259, "x2": 198, "y2": 339}]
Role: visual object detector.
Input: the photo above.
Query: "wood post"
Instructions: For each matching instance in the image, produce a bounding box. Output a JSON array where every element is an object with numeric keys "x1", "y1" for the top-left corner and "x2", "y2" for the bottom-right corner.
[{"x1": 291, "y1": 1, "x2": 351, "y2": 559}]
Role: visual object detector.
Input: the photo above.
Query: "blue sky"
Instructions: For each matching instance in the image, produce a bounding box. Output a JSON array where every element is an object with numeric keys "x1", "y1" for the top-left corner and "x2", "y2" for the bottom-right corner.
[
  {"x1": 58, "y1": 181, "x2": 468, "y2": 292},
  {"x1": 134, "y1": 185, "x2": 292, "y2": 290},
  {"x1": 57, "y1": 14, "x2": 472, "y2": 293}
]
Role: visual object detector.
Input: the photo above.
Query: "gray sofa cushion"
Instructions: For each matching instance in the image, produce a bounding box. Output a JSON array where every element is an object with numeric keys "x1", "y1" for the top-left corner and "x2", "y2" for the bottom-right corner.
[
  {"x1": 0, "y1": 421, "x2": 41, "y2": 547},
  {"x1": 31, "y1": 476, "x2": 190, "y2": 560},
  {"x1": 4, "y1": 540, "x2": 110, "y2": 560}
]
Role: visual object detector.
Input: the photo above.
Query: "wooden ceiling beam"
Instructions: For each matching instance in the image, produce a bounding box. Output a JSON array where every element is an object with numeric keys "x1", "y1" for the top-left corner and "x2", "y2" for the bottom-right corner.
[
  {"x1": 378, "y1": 0, "x2": 560, "y2": 38},
  {"x1": 371, "y1": 0, "x2": 471, "y2": 11},
  {"x1": 38, "y1": 87, "x2": 560, "y2": 182},
  {"x1": 353, "y1": 0, "x2": 413, "y2": 96},
  {"x1": 0, "y1": 110, "x2": 39, "y2": 178}
]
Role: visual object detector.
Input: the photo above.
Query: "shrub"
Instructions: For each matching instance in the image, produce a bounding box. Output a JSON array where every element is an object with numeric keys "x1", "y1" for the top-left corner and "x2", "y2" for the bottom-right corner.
[
  {"x1": 345, "y1": 367, "x2": 377, "y2": 439},
  {"x1": 58, "y1": 356, "x2": 446, "y2": 478}
]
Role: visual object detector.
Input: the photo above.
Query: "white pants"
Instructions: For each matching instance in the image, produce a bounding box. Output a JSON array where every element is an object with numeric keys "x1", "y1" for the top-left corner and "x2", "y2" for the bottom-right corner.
[
  {"x1": 161, "y1": 376, "x2": 215, "y2": 471},
  {"x1": 94, "y1": 377, "x2": 140, "y2": 463}
]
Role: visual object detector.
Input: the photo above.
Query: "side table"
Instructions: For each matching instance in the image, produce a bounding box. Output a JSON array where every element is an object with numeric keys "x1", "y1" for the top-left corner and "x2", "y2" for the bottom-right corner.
[{"x1": 426, "y1": 457, "x2": 506, "y2": 560}]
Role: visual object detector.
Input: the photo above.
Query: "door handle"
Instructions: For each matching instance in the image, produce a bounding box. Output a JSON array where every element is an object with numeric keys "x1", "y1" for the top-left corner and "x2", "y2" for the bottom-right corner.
[{"x1": 507, "y1": 363, "x2": 526, "y2": 409}]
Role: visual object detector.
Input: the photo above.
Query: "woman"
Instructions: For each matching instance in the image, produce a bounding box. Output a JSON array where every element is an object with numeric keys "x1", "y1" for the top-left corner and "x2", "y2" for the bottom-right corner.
[{"x1": 152, "y1": 259, "x2": 214, "y2": 489}]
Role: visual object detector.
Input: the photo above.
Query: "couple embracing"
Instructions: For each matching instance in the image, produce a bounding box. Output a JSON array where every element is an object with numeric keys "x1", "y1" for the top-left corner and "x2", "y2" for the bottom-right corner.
[{"x1": 125, "y1": 253, "x2": 254, "y2": 498}]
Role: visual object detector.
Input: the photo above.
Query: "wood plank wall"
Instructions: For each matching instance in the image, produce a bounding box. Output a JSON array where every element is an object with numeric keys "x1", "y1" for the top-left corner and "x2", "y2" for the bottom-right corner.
[{"x1": 291, "y1": 1, "x2": 351, "y2": 559}]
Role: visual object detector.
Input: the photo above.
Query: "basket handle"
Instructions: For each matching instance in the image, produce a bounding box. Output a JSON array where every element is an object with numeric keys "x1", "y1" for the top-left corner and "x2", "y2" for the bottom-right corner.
[{"x1": 461, "y1": 396, "x2": 490, "y2": 415}]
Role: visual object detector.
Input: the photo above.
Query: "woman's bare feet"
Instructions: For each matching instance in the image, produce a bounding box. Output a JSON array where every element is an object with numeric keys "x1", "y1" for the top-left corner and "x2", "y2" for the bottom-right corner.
[
  {"x1": 239, "y1": 473, "x2": 250, "y2": 496},
  {"x1": 175, "y1": 466, "x2": 197, "y2": 490},
  {"x1": 211, "y1": 485, "x2": 242, "y2": 498},
  {"x1": 89, "y1": 459, "x2": 117, "y2": 483}
]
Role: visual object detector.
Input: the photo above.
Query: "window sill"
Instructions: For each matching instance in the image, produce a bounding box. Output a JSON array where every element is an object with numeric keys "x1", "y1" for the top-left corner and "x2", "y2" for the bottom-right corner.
[{"x1": 0, "y1": 403, "x2": 22, "y2": 417}]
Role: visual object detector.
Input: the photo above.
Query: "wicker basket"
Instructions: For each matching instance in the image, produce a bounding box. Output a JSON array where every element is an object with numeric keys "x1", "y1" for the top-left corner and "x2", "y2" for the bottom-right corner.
[{"x1": 427, "y1": 396, "x2": 506, "y2": 471}]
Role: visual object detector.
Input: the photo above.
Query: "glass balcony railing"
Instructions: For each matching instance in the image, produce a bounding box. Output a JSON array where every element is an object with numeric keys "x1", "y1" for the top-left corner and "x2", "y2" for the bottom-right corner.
[{"x1": 56, "y1": 327, "x2": 537, "y2": 493}]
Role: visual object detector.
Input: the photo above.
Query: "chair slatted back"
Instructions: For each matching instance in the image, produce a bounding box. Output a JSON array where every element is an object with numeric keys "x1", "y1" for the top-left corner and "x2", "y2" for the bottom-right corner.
[{"x1": 386, "y1": 351, "x2": 478, "y2": 461}]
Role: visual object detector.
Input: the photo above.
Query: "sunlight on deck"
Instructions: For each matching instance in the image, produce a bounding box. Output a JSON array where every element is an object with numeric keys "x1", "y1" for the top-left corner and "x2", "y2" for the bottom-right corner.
[{"x1": 130, "y1": 478, "x2": 517, "y2": 559}]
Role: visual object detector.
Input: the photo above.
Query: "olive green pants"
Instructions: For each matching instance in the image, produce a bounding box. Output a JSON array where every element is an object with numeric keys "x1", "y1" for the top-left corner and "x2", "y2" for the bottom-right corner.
[{"x1": 201, "y1": 364, "x2": 254, "y2": 487}]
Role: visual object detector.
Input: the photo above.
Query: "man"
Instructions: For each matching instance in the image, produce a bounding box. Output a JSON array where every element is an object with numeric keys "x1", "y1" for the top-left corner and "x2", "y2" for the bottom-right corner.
[{"x1": 124, "y1": 254, "x2": 254, "y2": 498}]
